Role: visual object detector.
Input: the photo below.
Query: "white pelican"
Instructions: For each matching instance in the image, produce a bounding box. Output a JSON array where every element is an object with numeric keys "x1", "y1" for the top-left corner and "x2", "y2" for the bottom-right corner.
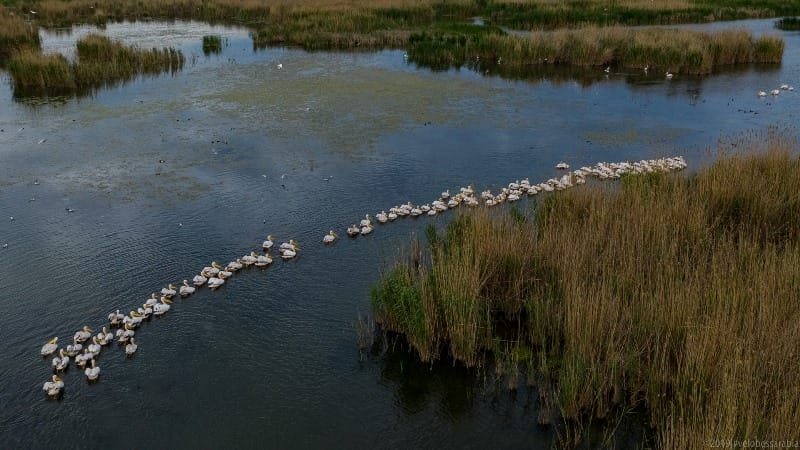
[
  {"x1": 75, "y1": 349, "x2": 93, "y2": 369},
  {"x1": 41, "y1": 337, "x2": 59, "y2": 356},
  {"x1": 52, "y1": 349, "x2": 69, "y2": 372},
  {"x1": 116, "y1": 328, "x2": 134, "y2": 344},
  {"x1": 226, "y1": 260, "x2": 243, "y2": 272},
  {"x1": 256, "y1": 253, "x2": 273, "y2": 267},
  {"x1": 771, "y1": 89, "x2": 780, "y2": 96},
  {"x1": 43, "y1": 375, "x2": 64, "y2": 398},
  {"x1": 460, "y1": 185, "x2": 474, "y2": 195},
  {"x1": 193, "y1": 274, "x2": 208, "y2": 286},
  {"x1": 153, "y1": 298, "x2": 172, "y2": 316},
  {"x1": 180, "y1": 280, "x2": 196, "y2": 297},
  {"x1": 410, "y1": 206, "x2": 422, "y2": 217},
  {"x1": 359, "y1": 214, "x2": 372, "y2": 227},
  {"x1": 74, "y1": 326, "x2": 92, "y2": 343},
  {"x1": 217, "y1": 268, "x2": 233, "y2": 279},
  {"x1": 242, "y1": 252, "x2": 258, "y2": 266},
  {"x1": 65, "y1": 338, "x2": 83, "y2": 357},
  {"x1": 360, "y1": 224, "x2": 373, "y2": 235},
  {"x1": 208, "y1": 275, "x2": 225, "y2": 289},
  {"x1": 125, "y1": 338, "x2": 138, "y2": 356},
  {"x1": 108, "y1": 310, "x2": 124, "y2": 327},
  {"x1": 201, "y1": 264, "x2": 219, "y2": 278},
  {"x1": 96, "y1": 327, "x2": 113, "y2": 346},
  {"x1": 85, "y1": 359, "x2": 100, "y2": 382},
  {"x1": 441, "y1": 190, "x2": 450, "y2": 199},
  {"x1": 262, "y1": 235, "x2": 274, "y2": 250},
  {"x1": 124, "y1": 311, "x2": 143, "y2": 328},
  {"x1": 427, "y1": 209, "x2": 437, "y2": 216},
  {"x1": 144, "y1": 293, "x2": 158, "y2": 307},
  {"x1": 280, "y1": 243, "x2": 298, "y2": 259},
  {"x1": 160, "y1": 284, "x2": 177, "y2": 299},
  {"x1": 137, "y1": 305, "x2": 152, "y2": 319},
  {"x1": 87, "y1": 337, "x2": 102, "y2": 356},
  {"x1": 780, "y1": 84, "x2": 789, "y2": 90},
  {"x1": 387, "y1": 211, "x2": 398, "y2": 221},
  {"x1": 323, "y1": 230, "x2": 337, "y2": 244},
  {"x1": 555, "y1": 162, "x2": 570, "y2": 170},
  {"x1": 280, "y1": 239, "x2": 298, "y2": 250},
  {"x1": 347, "y1": 224, "x2": 360, "y2": 237},
  {"x1": 757, "y1": 91, "x2": 767, "y2": 97},
  {"x1": 665, "y1": 71, "x2": 674, "y2": 79},
  {"x1": 376, "y1": 211, "x2": 388, "y2": 223}
]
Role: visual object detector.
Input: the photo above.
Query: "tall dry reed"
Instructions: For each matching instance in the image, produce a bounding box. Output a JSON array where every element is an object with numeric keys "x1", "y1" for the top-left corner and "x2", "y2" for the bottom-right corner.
[
  {"x1": 7, "y1": 33, "x2": 183, "y2": 96},
  {"x1": 0, "y1": 6, "x2": 40, "y2": 63},
  {"x1": 372, "y1": 128, "x2": 800, "y2": 447}
]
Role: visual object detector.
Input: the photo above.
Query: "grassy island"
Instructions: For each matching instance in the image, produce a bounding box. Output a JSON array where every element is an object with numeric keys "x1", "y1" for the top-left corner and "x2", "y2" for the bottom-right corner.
[
  {"x1": 371, "y1": 129, "x2": 800, "y2": 446},
  {"x1": 7, "y1": 33, "x2": 183, "y2": 97}
]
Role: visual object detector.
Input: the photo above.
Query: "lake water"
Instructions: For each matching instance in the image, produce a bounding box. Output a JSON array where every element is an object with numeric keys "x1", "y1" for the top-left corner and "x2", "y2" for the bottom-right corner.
[{"x1": 0, "y1": 19, "x2": 798, "y2": 448}]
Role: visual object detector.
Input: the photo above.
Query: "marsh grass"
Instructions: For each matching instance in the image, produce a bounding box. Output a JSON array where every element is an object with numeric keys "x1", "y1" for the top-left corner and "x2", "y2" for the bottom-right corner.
[
  {"x1": 7, "y1": 33, "x2": 183, "y2": 96},
  {"x1": 409, "y1": 26, "x2": 784, "y2": 75},
  {"x1": 372, "y1": 128, "x2": 800, "y2": 446},
  {"x1": 0, "y1": 6, "x2": 40, "y2": 63},
  {"x1": 202, "y1": 34, "x2": 222, "y2": 54}
]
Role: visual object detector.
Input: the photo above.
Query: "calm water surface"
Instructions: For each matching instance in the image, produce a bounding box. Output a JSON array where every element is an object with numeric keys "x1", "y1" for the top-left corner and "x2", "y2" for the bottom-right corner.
[{"x1": 0, "y1": 19, "x2": 798, "y2": 449}]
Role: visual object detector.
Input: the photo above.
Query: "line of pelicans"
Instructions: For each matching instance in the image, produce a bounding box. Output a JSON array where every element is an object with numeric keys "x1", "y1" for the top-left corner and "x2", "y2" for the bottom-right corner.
[
  {"x1": 757, "y1": 84, "x2": 795, "y2": 97},
  {"x1": 39, "y1": 238, "x2": 301, "y2": 398},
  {"x1": 39, "y1": 157, "x2": 688, "y2": 399},
  {"x1": 340, "y1": 157, "x2": 688, "y2": 240}
]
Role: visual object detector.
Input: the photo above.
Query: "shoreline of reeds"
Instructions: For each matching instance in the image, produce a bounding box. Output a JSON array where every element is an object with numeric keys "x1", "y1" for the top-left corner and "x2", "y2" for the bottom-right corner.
[
  {"x1": 1, "y1": 1, "x2": 791, "y2": 97},
  {"x1": 6, "y1": 33, "x2": 183, "y2": 97},
  {"x1": 371, "y1": 128, "x2": 800, "y2": 446},
  {"x1": 8, "y1": 0, "x2": 800, "y2": 31}
]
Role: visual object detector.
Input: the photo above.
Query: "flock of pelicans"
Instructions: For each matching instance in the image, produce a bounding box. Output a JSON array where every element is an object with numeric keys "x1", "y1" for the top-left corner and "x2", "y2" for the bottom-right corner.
[
  {"x1": 757, "y1": 83, "x2": 795, "y2": 97},
  {"x1": 38, "y1": 157, "x2": 689, "y2": 399}
]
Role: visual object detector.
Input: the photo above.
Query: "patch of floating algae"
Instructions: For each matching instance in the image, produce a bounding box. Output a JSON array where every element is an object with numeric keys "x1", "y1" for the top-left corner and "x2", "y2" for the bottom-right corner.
[{"x1": 193, "y1": 57, "x2": 530, "y2": 153}]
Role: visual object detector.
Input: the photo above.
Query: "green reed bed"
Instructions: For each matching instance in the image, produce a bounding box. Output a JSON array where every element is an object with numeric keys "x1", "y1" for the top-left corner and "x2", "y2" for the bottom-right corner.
[
  {"x1": 372, "y1": 129, "x2": 800, "y2": 447},
  {"x1": 775, "y1": 17, "x2": 800, "y2": 30},
  {"x1": 7, "y1": 34, "x2": 183, "y2": 96},
  {"x1": 202, "y1": 34, "x2": 222, "y2": 54},
  {"x1": 408, "y1": 25, "x2": 784, "y2": 75},
  {"x1": 0, "y1": 6, "x2": 40, "y2": 63}
]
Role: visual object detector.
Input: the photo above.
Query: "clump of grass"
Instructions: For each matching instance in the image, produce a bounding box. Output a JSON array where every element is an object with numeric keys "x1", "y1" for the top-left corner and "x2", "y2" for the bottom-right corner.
[
  {"x1": 372, "y1": 127, "x2": 800, "y2": 445},
  {"x1": 775, "y1": 16, "x2": 800, "y2": 30},
  {"x1": 7, "y1": 33, "x2": 184, "y2": 97},
  {"x1": 0, "y1": 6, "x2": 40, "y2": 63},
  {"x1": 202, "y1": 34, "x2": 222, "y2": 54},
  {"x1": 409, "y1": 26, "x2": 784, "y2": 75},
  {"x1": 5, "y1": 49, "x2": 74, "y2": 95}
]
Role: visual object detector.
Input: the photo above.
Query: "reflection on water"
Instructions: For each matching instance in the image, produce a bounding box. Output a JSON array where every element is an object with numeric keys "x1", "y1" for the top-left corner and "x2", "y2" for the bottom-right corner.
[{"x1": 0, "y1": 17, "x2": 798, "y2": 448}]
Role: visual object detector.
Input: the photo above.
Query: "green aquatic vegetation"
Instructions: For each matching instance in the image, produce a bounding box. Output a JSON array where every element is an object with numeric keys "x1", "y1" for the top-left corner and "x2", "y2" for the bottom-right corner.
[
  {"x1": 371, "y1": 128, "x2": 800, "y2": 446},
  {"x1": 202, "y1": 35, "x2": 222, "y2": 54},
  {"x1": 7, "y1": 34, "x2": 183, "y2": 97}
]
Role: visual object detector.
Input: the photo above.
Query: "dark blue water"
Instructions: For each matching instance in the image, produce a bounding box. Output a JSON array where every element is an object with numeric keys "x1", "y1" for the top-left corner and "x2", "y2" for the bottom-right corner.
[{"x1": 0, "y1": 19, "x2": 798, "y2": 448}]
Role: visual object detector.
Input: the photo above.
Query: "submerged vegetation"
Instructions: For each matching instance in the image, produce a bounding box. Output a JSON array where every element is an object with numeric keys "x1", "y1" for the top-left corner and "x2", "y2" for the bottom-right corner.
[
  {"x1": 371, "y1": 129, "x2": 800, "y2": 446},
  {"x1": 775, "y1": 16, "x2": 800, "y2": 30},
  {"x1": 7, "y1": 34, "x2": 183, "y2": 97}
]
